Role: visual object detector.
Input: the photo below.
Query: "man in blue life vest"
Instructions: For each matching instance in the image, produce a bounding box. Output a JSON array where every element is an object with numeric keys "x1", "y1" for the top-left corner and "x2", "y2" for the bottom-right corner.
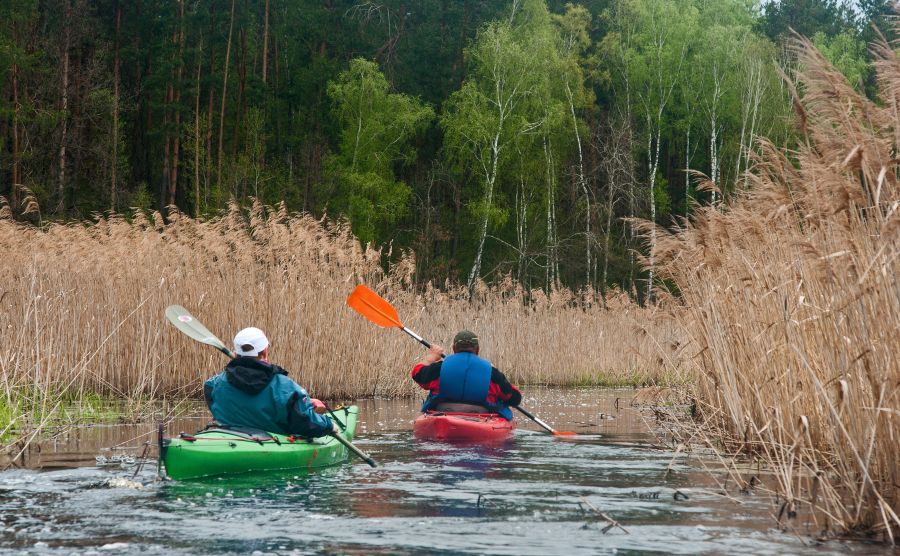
[
  {"x1": 411, "y1": 330, "x2": 522, "y2": 420},
  {"x1": 203, "y1": 326, "x2": 337, "y2": 437}
]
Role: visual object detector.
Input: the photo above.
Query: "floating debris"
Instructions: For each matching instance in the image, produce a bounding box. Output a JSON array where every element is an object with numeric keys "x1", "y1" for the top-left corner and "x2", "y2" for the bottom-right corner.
[
  {"x1": 626, "y1": 491, "x2": 660, "y2": 500},
  {"x1": 579, "y1": 498, "x2": 629, "y2": 535},
  {"x1": 106, "y1": 477, "x2": 143, "y2": 490},
  {"x1": 99, "y1": 542, "x2": 131, "y2": 550},
  {"x1": 476, "y1": 493, "x2": 497, "y2": 510},
  {"x1": 95, "y1": 455, "x2": 136, "y2": 468}
]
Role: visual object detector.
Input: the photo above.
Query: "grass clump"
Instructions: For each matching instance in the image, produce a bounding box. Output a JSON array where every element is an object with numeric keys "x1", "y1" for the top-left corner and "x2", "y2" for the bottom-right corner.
[
  {"x1": 0, "y1": 388, "x2": 127, "y2": 443},
  {"x1": 653, "y1": 32, "x2": 899, "y2": 541},
  {"x1": 571, "y1": 368, "x2": 686, "y2": 389}
]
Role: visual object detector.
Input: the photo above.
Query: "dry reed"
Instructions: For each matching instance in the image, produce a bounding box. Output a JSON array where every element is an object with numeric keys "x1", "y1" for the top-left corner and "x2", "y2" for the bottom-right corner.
[
  {"x1": 0, "y1": 200, "x2": 679, "y2": 434},
  {"x1": 653, "y1": 34, "x2": 899, "y2": 541}
]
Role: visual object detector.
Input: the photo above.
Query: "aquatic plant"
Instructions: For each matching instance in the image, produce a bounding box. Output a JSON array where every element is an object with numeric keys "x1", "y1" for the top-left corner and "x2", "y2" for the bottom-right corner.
[
  {"x1": 0, "y1": 201, "x2": 679, "y2": 435},
  {"x1": 653, "y1": 32, "x2": 899, "y2": 541}
]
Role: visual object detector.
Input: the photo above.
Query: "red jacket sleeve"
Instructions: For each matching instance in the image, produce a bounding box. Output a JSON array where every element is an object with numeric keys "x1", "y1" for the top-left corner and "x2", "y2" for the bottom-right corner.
[
  {"x1": 412, "y1": 362, "x2": 441, "y2": 394},
  {"x1": 487, "y1": 367, "x2": 522, "y2": 406}
]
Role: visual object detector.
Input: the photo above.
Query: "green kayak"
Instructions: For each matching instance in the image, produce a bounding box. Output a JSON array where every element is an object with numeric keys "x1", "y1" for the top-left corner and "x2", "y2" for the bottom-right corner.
[{"x1": 159, "y1": 406, "x2": 359, "y2": 480}]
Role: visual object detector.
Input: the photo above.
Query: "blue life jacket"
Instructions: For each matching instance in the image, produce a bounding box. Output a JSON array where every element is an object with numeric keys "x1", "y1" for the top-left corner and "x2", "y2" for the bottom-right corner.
[
  {"x1": 422, "y1": 352, "x2": 514, "y2": 420},
  {"x1": 439, "y1": 352, "x2": 492, "y2": 403}
]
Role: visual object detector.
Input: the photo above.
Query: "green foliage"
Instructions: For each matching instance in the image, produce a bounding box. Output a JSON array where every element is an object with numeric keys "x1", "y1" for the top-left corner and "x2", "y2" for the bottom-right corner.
[
  {"x1": 0, "y1": 388, "x2": 128, "y2": 442},
  {"x1": 441, "y1": 0, "x2": 590, "y2": 286},
  {"x1": 653, "y1": 174, "x2": 671, "y2": 217},
  {"x1": 760, "y1": 0, "x2": 857, "y2": 43},
  {"x1": 127, "y1": 184, "x2": 155, "y2": 212},
  {"x1": 325, "y1": 58, "x2": 433, "y2": 244},
  {"x1": 813, "y1": 30, "x2": 868, "y2": 90}
]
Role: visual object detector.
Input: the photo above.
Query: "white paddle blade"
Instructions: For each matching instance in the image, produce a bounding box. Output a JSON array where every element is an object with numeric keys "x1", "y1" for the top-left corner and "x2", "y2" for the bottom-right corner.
[{"x1": 165, "y1": 305, "x2": 229, "y2": 352}]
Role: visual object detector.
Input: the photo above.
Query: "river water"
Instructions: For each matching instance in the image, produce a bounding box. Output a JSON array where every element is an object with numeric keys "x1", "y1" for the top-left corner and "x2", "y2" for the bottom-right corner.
[{"x1": 0, "y1": 389, "x2": 889, "y2": 555}]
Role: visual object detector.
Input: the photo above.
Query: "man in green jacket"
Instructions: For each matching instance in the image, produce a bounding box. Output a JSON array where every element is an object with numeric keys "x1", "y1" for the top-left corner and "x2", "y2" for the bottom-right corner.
[{"x1": 203, "y1": 327, "x2": 336, "y2": 437}]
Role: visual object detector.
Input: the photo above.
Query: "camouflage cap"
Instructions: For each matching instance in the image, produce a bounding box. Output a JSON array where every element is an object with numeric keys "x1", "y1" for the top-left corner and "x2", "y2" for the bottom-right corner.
[{"x1": 453, "y1": 330, "x2": 479, "y2": 350}]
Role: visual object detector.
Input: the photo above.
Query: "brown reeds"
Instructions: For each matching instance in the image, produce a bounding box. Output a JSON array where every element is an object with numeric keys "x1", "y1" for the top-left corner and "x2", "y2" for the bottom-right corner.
[
  {"x1": 0, "y1": 200, "x2": 678, "y2": 434},
  {"x1": 653, "y1": 34, "x2": 899, "y2": 540}
]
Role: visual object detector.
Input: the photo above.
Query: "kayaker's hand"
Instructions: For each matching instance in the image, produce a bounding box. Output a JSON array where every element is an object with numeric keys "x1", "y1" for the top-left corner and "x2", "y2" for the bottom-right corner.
[
  {"x1": 311, "y1": 398, "x2": 328, "y2": 415},
  {"x1": 332, "y1": 422, "x2": 340, "y2": 434},
  {"x1": 421, "y1": 344, "x2": 444, "y2": 364}
]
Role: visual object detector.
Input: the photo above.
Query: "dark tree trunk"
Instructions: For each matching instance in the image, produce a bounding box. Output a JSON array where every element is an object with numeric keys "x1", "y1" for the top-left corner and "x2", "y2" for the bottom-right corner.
[
  {"x1": 111, "y1": 0, "x2": 121, "y2": 211},
  {"x1": 11, "y1": 63, "x2": 20, "y2": 211},
  {"x1": 261, "y1": 0, "x2": 269, "y2": 84},
  {"x1": 194, "y1": 36, "x2": 202, "y2": 217},
  {"x1": 232, "y1": 26, "x2": 246, "y2": 163},
  {"x1": 57, "y1": 0, "x2": 73, "y2": 214},
  {"x1": 167, "y1": 0, "x2": 185, "y2": 209},
  {"x1": 217, "y1": 0, "x2": 236, "y2": 189}
]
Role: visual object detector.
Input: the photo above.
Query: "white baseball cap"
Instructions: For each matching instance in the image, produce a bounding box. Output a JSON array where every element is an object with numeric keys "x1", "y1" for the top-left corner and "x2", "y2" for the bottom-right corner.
[{"x1": 233, "y1": 327, "x2": 269, "y2": 357}]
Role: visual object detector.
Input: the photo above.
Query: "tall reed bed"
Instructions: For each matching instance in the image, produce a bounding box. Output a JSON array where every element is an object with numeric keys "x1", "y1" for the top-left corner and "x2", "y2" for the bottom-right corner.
[
  {"x1": 0, "y1": 201, "x2": 678, "y2": 428},
  {"x1": 654, "y1": 36, "x2": 899, "y2": 540}
]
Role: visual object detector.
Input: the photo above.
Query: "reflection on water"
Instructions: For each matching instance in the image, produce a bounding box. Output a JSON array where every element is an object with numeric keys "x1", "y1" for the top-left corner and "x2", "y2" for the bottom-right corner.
[{"x1": 0, "y1": 389, "x2": 889, "y2": 555}]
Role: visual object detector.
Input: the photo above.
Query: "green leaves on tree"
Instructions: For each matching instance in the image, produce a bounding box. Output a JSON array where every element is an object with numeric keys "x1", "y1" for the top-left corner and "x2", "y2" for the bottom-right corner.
[{"x1": 325, "y1": 58, "x2": 433, "y2": 245}]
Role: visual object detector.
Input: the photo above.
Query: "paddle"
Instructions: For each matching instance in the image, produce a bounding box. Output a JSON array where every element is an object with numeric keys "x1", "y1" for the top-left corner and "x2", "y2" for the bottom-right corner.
[
  {"x1": 164, "y1": 304, "x2": 378, "y2": 467},
  {"x1": 346, "y1": 285, "x2": 576, "y2": 436}
]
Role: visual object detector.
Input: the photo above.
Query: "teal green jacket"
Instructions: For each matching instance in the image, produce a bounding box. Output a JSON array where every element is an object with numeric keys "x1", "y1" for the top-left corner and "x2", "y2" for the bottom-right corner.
[{"x1": 203, "y1": 356, "x2": 332, "y2": 437}]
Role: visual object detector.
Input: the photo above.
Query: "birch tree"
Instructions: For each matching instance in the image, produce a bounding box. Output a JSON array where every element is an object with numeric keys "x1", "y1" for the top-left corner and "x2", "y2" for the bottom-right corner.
[
  {"x1": 696, "y1": 4, "x2": 754, "y2": 203},
  {"x1": 696, "y1": 4, "x2": 783, "y2": 201},
  {"x1": 554, "y1": 3, "x2": 594, "y2": 288},
  {"x1": 442, "y1": 17, "x2": 546, "y2": 290},
  {"x1": 326, "y1": 58, "x2": 433, "y2": 245},
  {"x1": 615, "y1": 0, "x2": 696, "y2": 299},
  {"x1": 597, "y1": 115, "x2": 635, "y2": 301},
  {"x1": 734, "y1": 36, "x2": 770, "y2": 191}
]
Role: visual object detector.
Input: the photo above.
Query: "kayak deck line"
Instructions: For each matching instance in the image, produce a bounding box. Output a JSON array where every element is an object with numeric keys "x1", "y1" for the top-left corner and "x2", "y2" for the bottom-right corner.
[
  {"x1": 174, "y1": 433, "x2": 315, "y2": 445},
  {"x1": 426, "y1": 411, "x2": 506, "y2": 417}
]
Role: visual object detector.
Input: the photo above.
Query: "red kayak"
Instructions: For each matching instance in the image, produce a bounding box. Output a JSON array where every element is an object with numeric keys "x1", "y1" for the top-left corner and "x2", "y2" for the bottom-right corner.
[{"x1": 413, "y1": 411, "x2": 515, "y2": 442}]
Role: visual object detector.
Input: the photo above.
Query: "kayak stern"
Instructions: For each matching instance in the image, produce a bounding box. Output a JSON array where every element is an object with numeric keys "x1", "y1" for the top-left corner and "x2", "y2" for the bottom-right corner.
[
  {"x1": 160, "y1": 405, "x2": 359, "y2": 480},
  {"x1": 413, "y1": 411, "x2": 514, "y2": 442}
]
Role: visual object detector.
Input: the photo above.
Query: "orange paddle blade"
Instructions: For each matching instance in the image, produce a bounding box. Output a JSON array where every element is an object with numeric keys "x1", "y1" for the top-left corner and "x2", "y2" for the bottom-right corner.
[
  {"x1": 554, "y1": 431, "x2": 577, "y2": 436},
  {"x1": 347, "y1": 285, "x2": 403, "y2": 328}
]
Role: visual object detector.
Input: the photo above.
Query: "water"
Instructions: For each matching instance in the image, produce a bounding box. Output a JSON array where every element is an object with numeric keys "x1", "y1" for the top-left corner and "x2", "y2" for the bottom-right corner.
[{"x1": 0, "y1": 389, "x2": 889, "y2": 555}]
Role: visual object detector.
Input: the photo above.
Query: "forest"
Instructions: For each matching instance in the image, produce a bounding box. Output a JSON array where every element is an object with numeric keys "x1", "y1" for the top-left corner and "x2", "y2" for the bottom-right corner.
[{"x1": 1, "y1": 0, "x2": 892, "y2": 296}]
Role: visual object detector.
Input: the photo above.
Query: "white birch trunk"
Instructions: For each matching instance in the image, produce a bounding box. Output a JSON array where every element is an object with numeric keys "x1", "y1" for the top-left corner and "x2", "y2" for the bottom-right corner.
[
  {"x1": 707, "y1": 65, "x2": 723, "y2": 205},
  {"x1": 515, "y1": 176, "x2": 528, "y2": 283},
  {"x1": 622, "y1": 75, "x2": 636, "y2": 293},
  {"x1": 736, "y1": 60, "x2": 763, "y2": 190},
  {"x1": 684, "y1": 126, "x2": 691, "y2": 217},
  {"x1": 645, "y1": 109, "x2": 661, "y2": 301},
  {"x1": 542, "y1": 135, "x2": 561, "y2": 290},
  {"x1": 467, "y1": 132, "x2": 500, "y2": 290},
  {"x1": 566, "y1": 80, "x2": 591, "y2": 287}
]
